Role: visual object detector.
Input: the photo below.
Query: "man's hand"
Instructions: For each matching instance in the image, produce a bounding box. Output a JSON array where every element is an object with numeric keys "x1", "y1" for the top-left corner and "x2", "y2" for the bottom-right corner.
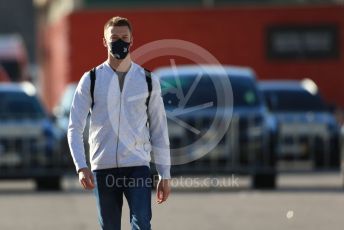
[
  {"x1": 78, "y1": 167, "x2": 95, "y2": 190},
  {"x1": 156, "y1": 179, "x2": 171, "y2": 204}
]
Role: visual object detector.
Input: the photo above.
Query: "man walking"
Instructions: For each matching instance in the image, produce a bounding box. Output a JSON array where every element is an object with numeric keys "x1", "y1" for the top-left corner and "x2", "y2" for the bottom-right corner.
[{"x1": 67, "y1": 16, "x2": 171, "y2": 230}]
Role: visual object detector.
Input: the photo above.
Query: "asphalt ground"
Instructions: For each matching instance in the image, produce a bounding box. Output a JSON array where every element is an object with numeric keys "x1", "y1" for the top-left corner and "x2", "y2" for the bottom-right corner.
[{"x1": 0, "y1": 172, "x2": 343, "y2": 230}]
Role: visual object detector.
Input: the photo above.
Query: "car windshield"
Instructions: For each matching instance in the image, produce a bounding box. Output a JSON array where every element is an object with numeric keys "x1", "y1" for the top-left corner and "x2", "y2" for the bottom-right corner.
[
  {"x1": 262, "y1": 89, "x2": 326, "y2": 112},
  {"x1": 230, "y1": 76, "x2": 260, "y2": 107},
  {"x1": 160, "y1": 74, "x2": 260, "y2": 109},
  {"x1": 0, "y1": 91, "x2": 45, "y2": 119}
]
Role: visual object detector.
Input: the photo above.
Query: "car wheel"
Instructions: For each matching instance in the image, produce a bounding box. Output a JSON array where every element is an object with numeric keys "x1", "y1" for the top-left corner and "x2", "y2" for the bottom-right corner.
[
  {"x1": 252, "y1": 173, "x2": 276, "y2": 189},
  {"x1": 151, "y1": 173, "x2": 159, "y2": 191},
  {"x1": 35, "y1": 176, "x2": 62, "y2": 191},
  {"x1": 329, "y1": 137, "x2": 341, "y2": 168},
  {"x1": 314, "y1": 149, "x2": 340, "y2": 169}
]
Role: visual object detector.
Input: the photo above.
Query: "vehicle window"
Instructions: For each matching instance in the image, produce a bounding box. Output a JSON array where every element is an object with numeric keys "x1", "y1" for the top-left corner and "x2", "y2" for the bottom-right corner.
[
  {"x1": 263, "y1": 89, "x2": 326, "y2": 112},
  {"x1": 160, "y1": 74, "x2": 260, "y2": 109},
  {"x1": 161, "y1": 74, "x2": 219, "y2": 109},
  {"x1": 0, "y1": 91, "x2": 45, "y2": 119},
  {"x1": 230, "y1": 77, "x2": 260, "y2": 107}
]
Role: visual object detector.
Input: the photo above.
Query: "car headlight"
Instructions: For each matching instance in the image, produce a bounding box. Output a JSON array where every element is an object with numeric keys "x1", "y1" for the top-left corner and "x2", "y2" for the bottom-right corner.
[{"x1": 247, "y1": 125, "x2": 264, "y2": 137}]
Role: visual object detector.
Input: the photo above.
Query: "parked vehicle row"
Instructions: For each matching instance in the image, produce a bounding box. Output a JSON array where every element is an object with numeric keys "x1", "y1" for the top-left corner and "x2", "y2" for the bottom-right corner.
[{"x1": 0, "y1": 64, "x2": 341, "y2": 190}]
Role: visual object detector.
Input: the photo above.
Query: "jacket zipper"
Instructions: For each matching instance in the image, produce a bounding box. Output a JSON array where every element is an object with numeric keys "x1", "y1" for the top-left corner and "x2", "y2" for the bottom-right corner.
[
  {"x1": 115, "y1": 72, "x2": 125, "y2": 168},
  {"x1": 115, "y1": 93, "x2": 121, "y2": 168},
  {"x1": 113, "y1": 65, "x2": 131, "y2": 168}
]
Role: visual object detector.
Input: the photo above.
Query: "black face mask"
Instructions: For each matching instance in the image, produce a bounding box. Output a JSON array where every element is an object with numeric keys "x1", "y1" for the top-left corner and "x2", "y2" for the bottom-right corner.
[{"x1": 110, "y1": 39, "x2": 130, "y2": 60}]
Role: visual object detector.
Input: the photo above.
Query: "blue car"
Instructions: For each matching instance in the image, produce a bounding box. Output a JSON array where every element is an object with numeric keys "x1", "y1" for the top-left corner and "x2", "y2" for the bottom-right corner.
[
  {"x1": 0, "y1": 82, "x2": 61, "y2": 189},
  {"x1": 53, "y1": 83, "x2": 90, "y2": 169}
]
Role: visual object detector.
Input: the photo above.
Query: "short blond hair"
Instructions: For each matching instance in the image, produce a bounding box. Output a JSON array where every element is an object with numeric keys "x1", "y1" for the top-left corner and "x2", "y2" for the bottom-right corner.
[{"x1": 104, "y1": 16, "x2": 132, "y2": 35}]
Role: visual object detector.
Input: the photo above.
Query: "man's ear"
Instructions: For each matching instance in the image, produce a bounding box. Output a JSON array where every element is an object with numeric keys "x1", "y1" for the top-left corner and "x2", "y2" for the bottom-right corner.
[
  {"x1": 129, "y1": 36, "x2": 134, "y2": 48},
  {"x1": 103, "y1": 37, "x2": 107, "y2": 48}
]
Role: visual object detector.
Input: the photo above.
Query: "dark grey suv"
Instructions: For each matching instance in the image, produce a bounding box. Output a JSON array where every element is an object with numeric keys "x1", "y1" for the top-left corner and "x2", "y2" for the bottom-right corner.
[
  {"x1": 154, "y1": 65, "x2": 277, "y2": 189},
  {"x1": 259, "y1": 79, "x2": 340, "y2": 169}
]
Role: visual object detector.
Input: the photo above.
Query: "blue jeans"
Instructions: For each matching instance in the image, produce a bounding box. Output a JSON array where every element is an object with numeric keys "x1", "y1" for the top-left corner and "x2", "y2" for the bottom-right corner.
[{"x1": 93, "y1": 166, "x2": 152, "y2": 230}]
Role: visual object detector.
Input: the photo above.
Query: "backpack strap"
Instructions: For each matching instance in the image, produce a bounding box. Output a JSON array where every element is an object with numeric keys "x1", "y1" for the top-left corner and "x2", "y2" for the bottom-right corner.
[
  {"x1": 144, "y1": 68, "x2": 152, "y2": 127},
  {"x1": 90, "y1": 67, "x2": 96, "y2": 110}
]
